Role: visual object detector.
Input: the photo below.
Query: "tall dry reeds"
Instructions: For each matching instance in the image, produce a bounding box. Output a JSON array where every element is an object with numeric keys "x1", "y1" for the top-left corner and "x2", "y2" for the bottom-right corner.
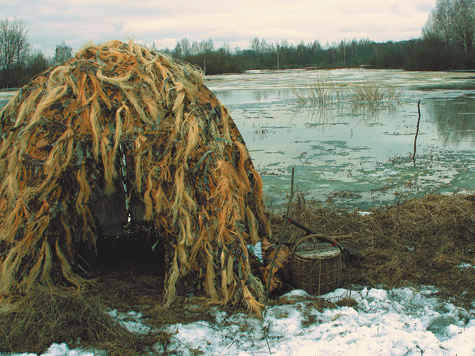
[
  {"x1": 291, "y1": 74, "x2": 344, "y2": 106},
  {"x1": 351, "y1": 82, "x2": 402, "y2": 104},
  {"x1": 291, "y1": 73, "x2": 402, "y2": 109}
]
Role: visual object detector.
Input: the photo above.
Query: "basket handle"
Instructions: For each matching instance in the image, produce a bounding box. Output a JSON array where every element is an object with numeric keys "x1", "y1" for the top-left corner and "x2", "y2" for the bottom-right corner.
[{"x1": 291, "y1": 234, "x2": 334, "y2": 254}]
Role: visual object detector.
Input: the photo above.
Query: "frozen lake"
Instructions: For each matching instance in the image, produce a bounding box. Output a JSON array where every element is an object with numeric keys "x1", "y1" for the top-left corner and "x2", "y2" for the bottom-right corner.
[
  {"x1": 205, "y1": 69, "x2": 475, "y2": 209},
  {"x1": 1, "y1": 69, "x2": 474, "y2": 210}
]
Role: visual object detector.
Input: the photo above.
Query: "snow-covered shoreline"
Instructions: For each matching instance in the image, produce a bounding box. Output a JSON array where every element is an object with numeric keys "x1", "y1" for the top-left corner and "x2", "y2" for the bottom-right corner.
[{"x1": 7, "y1": 286, "x2": 474, "y2": 356}]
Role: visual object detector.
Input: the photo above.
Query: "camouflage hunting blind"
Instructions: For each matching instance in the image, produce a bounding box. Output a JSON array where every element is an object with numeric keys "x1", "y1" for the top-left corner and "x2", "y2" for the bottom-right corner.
[{"x1": 0, "y1": 40, "x2": 270, "y2": 313}]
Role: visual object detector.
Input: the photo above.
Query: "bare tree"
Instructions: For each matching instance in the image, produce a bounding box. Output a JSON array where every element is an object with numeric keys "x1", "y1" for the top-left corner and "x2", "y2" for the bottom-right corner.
[
  {"x1": 250, "y1": 37, "x2": 261, "y2": 65},
  {"x1": 173, "y1": 41, "x2": 182, "y2": 58},
  {"x1": 199, "y1": 39, "x2": 214, "y2": 53},
  {"x1": 180, "y1": 38, "x2": 191, "y2": 57},
  {"x1": 53, "y1": 41, "x2": 73, "y2": 65},
  {"x1": 423, "y1": 0, "x2": 475, "y2": 51},
  {"x1": 452, "y1": 0, "x2": 475, "y2": 51},
  {"x1": 190, "y1": 40, "x2": 199, "y2": 55},
  {"x1": 423, "y1": 0, "x2": 452, "y2": 47},
  {"x1": 0, "y1": 17, "x2": 30, "y2": 86}
]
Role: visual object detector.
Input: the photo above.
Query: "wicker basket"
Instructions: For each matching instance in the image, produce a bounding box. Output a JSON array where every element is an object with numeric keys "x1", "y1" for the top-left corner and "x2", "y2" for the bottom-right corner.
[{"x1": 289, "y1": 234, "x2": 342, "y2": 295}]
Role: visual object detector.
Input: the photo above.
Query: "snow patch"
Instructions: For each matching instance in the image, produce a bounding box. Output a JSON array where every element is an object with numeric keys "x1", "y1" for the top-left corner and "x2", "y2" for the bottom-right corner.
[
  {"x1": 5, "y1": 286, "x2": 475, "y2": 356},
  {"x1": 107, "y1": 310, "x2": 151, "y2": 334}
]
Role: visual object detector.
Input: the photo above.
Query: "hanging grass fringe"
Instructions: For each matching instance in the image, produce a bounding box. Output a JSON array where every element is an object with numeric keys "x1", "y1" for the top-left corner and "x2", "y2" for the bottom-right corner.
[{"x1": 0, "y1": 40, "x2": 270, "y2": 313}]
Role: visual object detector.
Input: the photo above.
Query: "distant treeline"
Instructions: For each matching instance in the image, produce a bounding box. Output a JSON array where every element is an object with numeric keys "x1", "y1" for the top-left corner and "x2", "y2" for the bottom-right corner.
[
  {"x1": 2, "y1": 0, "x2": 475, "y2": 88},
  {"x1": 169, "y1": 0, "x2": 475, "y2": 74},
  {"x1": 3, "y1": 36, "x2": 474, "y2": 89},
  {"x1": 164, "y1": 37, "x2": 475, "y2": 75}
]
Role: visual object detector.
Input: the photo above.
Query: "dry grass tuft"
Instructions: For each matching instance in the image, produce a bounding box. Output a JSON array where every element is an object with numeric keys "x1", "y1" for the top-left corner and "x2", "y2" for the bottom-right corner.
[
  {"x1": 290, "y1": 74, "x2": 344, "y2": 106},
  {"x1": 351, "y1": 82, "x2": 402, "y2": 104},
  {"x1": 0, "y1": 286, "x2": 159, "y2": 355},
  {"x1": 291, "y1": 74, "x2": 402, "y2": 110}
]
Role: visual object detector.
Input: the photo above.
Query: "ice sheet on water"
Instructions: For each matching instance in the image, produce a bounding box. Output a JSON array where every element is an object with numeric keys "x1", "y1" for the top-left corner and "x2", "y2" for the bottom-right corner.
[{"x1": 205, "y1": 70, "x2": 475, "y2": 210}]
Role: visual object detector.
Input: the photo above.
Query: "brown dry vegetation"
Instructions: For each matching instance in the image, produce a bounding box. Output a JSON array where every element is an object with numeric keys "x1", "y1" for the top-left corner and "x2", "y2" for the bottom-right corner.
[
  {"x1": 0, "y1": 286, "x2": 156, "y2": 355},
  {"x1": 271, "y1": 193, "x2": 475, "y2": 309},
  {"x1": 1, "y1": 193, "x2": 473, "y2": 354}
]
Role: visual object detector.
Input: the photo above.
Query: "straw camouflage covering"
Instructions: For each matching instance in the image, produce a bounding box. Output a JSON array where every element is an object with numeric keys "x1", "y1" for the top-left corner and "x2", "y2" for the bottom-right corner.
[{"x1": 0, "y1": 40, "x2": 270, "y2": 313}]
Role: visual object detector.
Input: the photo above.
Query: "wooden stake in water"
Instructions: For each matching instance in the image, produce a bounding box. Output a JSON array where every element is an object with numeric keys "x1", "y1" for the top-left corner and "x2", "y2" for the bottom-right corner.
[{"x1": 413, "y1": 100, "x2": 421, "y2": 166}]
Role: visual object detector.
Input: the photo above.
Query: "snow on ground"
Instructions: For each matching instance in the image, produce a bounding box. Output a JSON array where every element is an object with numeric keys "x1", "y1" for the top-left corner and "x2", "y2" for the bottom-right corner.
[
  {"x1": 5, "y1": 286, "x2": 475, "y2": 356},
  {"x1": 106, "y1": 310, "x2": 152, "y2": 335}
]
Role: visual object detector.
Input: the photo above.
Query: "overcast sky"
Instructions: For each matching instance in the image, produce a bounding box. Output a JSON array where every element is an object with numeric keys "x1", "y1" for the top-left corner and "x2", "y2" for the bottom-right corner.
[{"x1": 3, "y1": 0, "x2": 437, "y2": 57}]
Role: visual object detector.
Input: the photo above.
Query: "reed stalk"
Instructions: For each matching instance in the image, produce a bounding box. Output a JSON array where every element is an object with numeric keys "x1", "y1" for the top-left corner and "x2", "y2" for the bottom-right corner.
[{"x1": 291, "y1": 74, "x2": 402, "y2": 108}]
